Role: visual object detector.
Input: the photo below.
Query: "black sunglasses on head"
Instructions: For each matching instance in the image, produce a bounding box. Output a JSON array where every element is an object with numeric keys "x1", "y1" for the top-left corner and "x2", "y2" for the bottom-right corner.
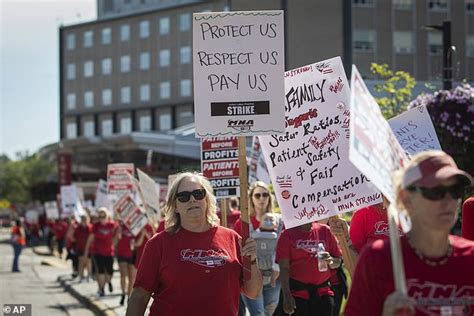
[
  {"x1": 407, "y1": 183, "x2": 465, "y2": 201},
  {"x1": 176, "y1": 189, "x2": 206, "y2": 203},
  {"x1": 253, "y1": 192, "x2": 270, "y2": 199}
]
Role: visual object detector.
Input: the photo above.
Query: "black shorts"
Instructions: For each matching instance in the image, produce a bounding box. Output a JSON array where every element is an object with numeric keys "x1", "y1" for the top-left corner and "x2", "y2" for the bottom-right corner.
[
  {"x1": 117, "y1": 256, "x2": 134, "y2": 264},
  {"x1": 93, "y1": 255, "x2": 114, "y2": 275}
]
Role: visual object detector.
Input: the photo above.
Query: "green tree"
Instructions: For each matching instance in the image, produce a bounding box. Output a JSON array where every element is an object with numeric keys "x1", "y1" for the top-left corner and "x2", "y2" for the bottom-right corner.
[{"x1": 370, "y1": 63, "x2": 416, "y2": 119}]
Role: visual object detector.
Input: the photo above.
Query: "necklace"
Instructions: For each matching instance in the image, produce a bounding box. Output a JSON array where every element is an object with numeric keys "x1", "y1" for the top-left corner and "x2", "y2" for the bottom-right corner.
[{"x1": 406, "y1": 234, "x2": 452, "y2": 267}]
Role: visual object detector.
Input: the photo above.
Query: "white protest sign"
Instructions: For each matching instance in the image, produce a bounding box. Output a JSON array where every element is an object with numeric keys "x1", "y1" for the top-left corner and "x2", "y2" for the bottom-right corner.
[
  {"x1": 60, "y1": 184, "x2": 86, "y2": 220},
  {"x1": 25, "y1": 210, "x2": 39, "y2": 224},
  {"x1": 249, "y1": 136, "x2": 271, "y2": 185},
  {"x1": 259, "y1": 57, "x2": 381, "y2": 229},
  {"x1": 388, "y1": 105, "x2": 442, "y2": 156},
  {"x1": 107, "y1": 163, "x2": 135, "y2": 206},
  {"x1": 193, "y1": 11, "x2": 285, "y2": 137},
  {"x1": 114, "y1": 193, "x2": 148, "y2": 236},
  {"x1": 95, "y1": 179, "x2": 110, "y2": 210},
  {"x1": 349, "y1": 65, "x2": 409, "y2": 203},
  {"x1": 44, "y1": 201, "x2": 59, "y2": 220},
  {"x1": 137, "y1": 169, "x2": 161, "y2": 212}
]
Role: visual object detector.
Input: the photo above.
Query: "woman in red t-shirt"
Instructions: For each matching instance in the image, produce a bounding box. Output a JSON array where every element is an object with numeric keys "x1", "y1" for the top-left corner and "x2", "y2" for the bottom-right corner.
[
  {"x1": 73, "y1": 215, "x2": 92, "y2": 281},
  {"x1": 11, "y1": 219, "x2": 26, "y2": 272},
  {"x1": 115, "y1": 221, "x2": 136, "y2": 305},
  {"x1": 54, "y1": 219, "x2": 68, "y2": 258}
]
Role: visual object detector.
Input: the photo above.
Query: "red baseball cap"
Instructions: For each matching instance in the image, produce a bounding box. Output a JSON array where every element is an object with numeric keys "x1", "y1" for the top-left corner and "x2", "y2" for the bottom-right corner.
[{"x1": 402, "y1": 152, "x2": 472, "y2": 189}]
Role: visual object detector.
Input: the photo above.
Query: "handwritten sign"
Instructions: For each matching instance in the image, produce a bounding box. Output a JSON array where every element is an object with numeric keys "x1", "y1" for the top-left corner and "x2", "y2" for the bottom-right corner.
[
  {"x1": 114, "y1": 193, "x2": 148, "y2": 236},
  {"x1": 137, "y1": 169, "x2": 161, "y2": 222},
  {"x1": 107, "y1": 163, "x2": 134, "y2": 206},
  {"x1": 94, "y1": 179, "x2": 110, "y2": 210},
  {"x1": 388, "y1": 105, "x2": 442, "y2": 156},
  {"x1": 349, "y1": 65, "x2": 408, "y2": 203},
  {"x1": 248, "y1": 136, "x2": 271, "y2": 184},
  {"x1": 193, "y1": 11, "x2": 285, "y2": 137},
  {"x1": 259, "y1": 57, "x2": 381, "y2": 229},
  {"x1": 44, "y1": 201, "x2": 59, "y2": 220}
]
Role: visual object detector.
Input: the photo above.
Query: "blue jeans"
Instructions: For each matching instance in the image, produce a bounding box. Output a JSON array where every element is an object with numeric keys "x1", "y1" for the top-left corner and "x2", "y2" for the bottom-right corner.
[
  {"x1": 12, "y1": 243, "x2": 23, "y2": 272},
  {"x1": 243, "y1": 281, "x2": 281, "y2": 316}
]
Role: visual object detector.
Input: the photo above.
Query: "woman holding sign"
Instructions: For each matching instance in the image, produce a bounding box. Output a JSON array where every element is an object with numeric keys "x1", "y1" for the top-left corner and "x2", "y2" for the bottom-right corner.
[
  {"x1": 345, "y1": 150, "x2": 474, "y2": 316},
  {"x1": 126, "y1": 172, "x2": 262, "y2": 316}
]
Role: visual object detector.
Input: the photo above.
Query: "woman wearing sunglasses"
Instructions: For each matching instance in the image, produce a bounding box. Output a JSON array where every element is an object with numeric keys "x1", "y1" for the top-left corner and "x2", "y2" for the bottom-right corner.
[
  {"x1": 126, "y1": 172, "x2": 262, "y2": 316},
  {"x1": 345, "y1": 150, "x2": 474, "y2": 316}
]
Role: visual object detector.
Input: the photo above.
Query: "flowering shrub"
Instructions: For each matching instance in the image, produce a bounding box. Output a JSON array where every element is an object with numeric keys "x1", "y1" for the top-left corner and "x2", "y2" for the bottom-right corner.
[{"x1": 408, "y1": 84, "x2": 474, "y2": 176}]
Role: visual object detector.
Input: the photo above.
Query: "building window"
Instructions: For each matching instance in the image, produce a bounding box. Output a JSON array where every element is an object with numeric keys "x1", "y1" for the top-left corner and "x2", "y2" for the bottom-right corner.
[
  {"x1": 139, "y1": 116, "x2": 151, "y2": 132},
  {"x1": 102, "y1": 119, "x2": 113, "y2": 136},
  {"x1": 159, "y1": 49, "x2": 170, "y2": 67},
  {"x1": 159, "y1": 17, "x2": 170, "y2": 35},
  {"x1": 466, "y1": 35, "x2": 474, "y2": 56},
  {"x1": 178, "y1": 110, "x2": 193, "y2": 126},
  {"x1": 159, "y1": 113, "x2": 172, "y2": 131},
  {"x1": 179, "y1": 13, "x2": 191, "y2": 31},
  {"x1": 84, "y1": 61, "x2": 94, "y2": 77},
  {"x1": 393, "y1": 0, "x2": 412, "y2": 9},
  {"x1": 84, "y1": 121, "x2": 95, "y2": 137},
  {"x1": 66, "y1": 34, "x2": 75, "y2": 50},
  {"x1": 428, "y1": 0, "x2": 447, "y2": 11},
  {"x1": 102, "y1": 27, "x2": 111, "y2": 44},
  {"x1": 83, "y1": 30, "x2": 93, "y2": 47},
  {"x1": 140, "y1": 20, "x2": 149, "y2": 38},
  {"x1": 180, "y1": 79, "x2": 191, "y2": 97},
  {"x1": 121, "y1": 86, "x2": 131, "y2": 103},
  {"x1": 84, "y1": 91, "x2": 94, "y2": 108},
  {"x1": 102, "y1": 58, "x2": 112, "y2": 75},
  {"x1": 467, "y1": 0, "x2": 474, "y2": 11},
  {"x1": 394, "y1": 31, "x2": 413, "y2": 54},
  {"x1": 66, "y1": 122, "x2": 77, "y2": 139},
  {"x1": 120, "y1": 117, "x2": 132, "y2": 134},
  {"x1": 66, "y1": 63, "x2": 76, "y2": 80},
  {"x1": 353, "y1": 0, "x2": 374, "y2": 7},
  {"x1": 102, "y1": 89, "x2": 112, "y2": 106},
  {"x1": 353, "y1": 29, "x2": 375, "y2": 52},
  {"x1": 160, "y1": 82, "x2": 170, "y2": 99},
  {"x1": 180, "y1": 46, "x2": 191, "y2": 64},
  {"x1": 140, "y1": 52, "x2": 150, "y2": 70},
  {"x1": 121, "y1": 24, "x2": 130, "y2": 41},
  {"x1": 140, "y1": 84, "x2": 150, "y2": 101},
  {"x1": 428, "y1": 33, "x2": 442, "y2": 54},
  {"x1": 121, "y1": 55, "x2": 130, "y2": 72},
  {"x1": 67, "y1": 93, "x2": 76, "y2": 109}
]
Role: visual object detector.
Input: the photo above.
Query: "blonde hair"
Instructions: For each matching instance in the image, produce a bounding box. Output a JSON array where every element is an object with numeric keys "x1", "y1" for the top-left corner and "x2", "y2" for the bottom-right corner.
[
  {"x1": 249, "y1": 181, "x2": 274, "y2": 216},
  {"x1": 97, "y1": 207, "x2": 110, "y2": 219},
  {"x1": 163, "y1": 172, "x2": 219, "y2": 234}
]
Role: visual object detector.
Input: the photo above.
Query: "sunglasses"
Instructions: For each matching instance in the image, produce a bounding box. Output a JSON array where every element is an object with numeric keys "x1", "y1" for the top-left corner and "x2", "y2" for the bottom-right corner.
[
  {"x1": 253, "y1": 192, "x2": 270, "y2": 199},
  {"x1": 176, "y1": 189, "x2": 206, "y2": 203},
  {"x1": 407, "y1": 183, "x2": 465, "y2": 201}
]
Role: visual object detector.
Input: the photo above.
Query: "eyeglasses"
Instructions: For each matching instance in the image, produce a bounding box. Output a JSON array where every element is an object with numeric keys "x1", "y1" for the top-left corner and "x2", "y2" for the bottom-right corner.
[
  {"x1": 253, "y1": 192, "x2": 270, "y2": 199},
  {"x1": 407, "y1": 183, "x2": 465, "y2": 201},
  {"x1": 176, "y1": 189, "x2": 206, "y2": 203}
]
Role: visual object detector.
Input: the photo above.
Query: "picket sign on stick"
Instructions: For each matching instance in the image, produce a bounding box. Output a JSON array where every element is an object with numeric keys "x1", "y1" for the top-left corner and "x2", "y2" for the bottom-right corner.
[
  {"x1": 388, "y1": 204, "x2": 407, "y2": 293},
  {"x1": 238, "y1": 137, "x2": 251, "y2": 280},
  {"x1": 220, "y1": 198, "x2": 228, "y2": 228}
]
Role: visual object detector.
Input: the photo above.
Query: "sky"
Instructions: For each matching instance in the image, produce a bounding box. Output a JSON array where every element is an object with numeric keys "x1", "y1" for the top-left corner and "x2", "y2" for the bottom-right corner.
[{"x1": 0, "y1": 0, "x2": 96, "y2": 160}]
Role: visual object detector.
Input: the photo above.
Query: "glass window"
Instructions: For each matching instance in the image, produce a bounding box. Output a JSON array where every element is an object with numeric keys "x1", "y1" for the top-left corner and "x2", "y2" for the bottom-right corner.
[
  {"x1": 159, "y1": 49, "x2": 170, "y2": 67},
  {"x1": 353, "y1": 29, "x2": 376, "y2": 51},
  {"x1": 159, "y1": 113, "x2": 172, "y2": 131},
  {"x1": 121, "y1": 24, "x2": 130, "y2": 41},
  {"x1": 83, "y1": 30, "x2": 93, "y2": 47},
  {"x1": 120, "y1": 117, "x2": 132, "y2": 134},
  {"x1": 179, "y1": 13, "x2": 191, "y2": 31},
  {"x1": 102, "y1": 58, "x2": 112, "y2": 75},
  {"x1": 66, "y1": 63, "x2": 76, "y2": 80},
  {"x1": 353, "y1": 0, "x2": 374, "y2": 6},
  {"x1": 428, "y1": 0, "x2": 448, "y2": 10},
  {"x1": 84, "y1": 121, "x2": 95, "y2": 137},
  {"x1": 84, "y1": 91, "x2": 94, "y2": 108},
  {"x1": 140, "y1": 52, "x2": 150, "y2": 70},
  {"x1": 178, "y1": 110, "x2": 193, "y2": 126},
  {"x1": 160, "y1": 82, "x2": 170, "y2": 99},
  {"x1": 467, "y1": 0, "x2": 474, "y2": 11},
  {"x1": 139, "y1": 116, "x2": 151, "y2": 132},
  {"x1": 102, "y1": 119, "x2": 113, "y2": 136},
  {"x1": 466, "y1": 35, "x2": 474, "y2": 56},
  {"x1": 66, "y1": 34, "x2": 75, "y2": 50},
  {"x1": 121, "y1": 86, "x2": 131, "y2": 103},
  {"x1": 394, "y1": 31, "x2": 413, "y2": 53},
  {"x1": 102, "y1": 27, "x2": 111, "y2": 44},
  {"x1": 180, "y1": 46, "x2": 191, "y2": 64},
  {"x1": 428, "y1": 33, "x2": 442, "y2": 54},
  {"x1": 159, "y1": 17, "x2": 170, "y2": 35},
  {"x1": 84, "y1": 61, "x2": 94, "y2": 77},
  {"x1": 140, "y1": 84, "x2": 150, "y2": 101},
  {"x1": 140, "y1": 20, "x2": 149, "y2": 38},
  {"x1": 102, "y1": 89, "x2": 112, "y2": 106},
  {"x1": 67, "y1": 93, "x2": 76, "y2": 109},
  {"x1": 121, "y1": 55, "x2": 130, "y2": 72},
  {"x1": 180, "y1": 79, "x2": 191, "y2": 97},
  {"x1": 66, "y1": 122, "x2": 77, "y2": 139},
  {"x1": 393, "y1": 0, "x2": 412, "y2": 9}
]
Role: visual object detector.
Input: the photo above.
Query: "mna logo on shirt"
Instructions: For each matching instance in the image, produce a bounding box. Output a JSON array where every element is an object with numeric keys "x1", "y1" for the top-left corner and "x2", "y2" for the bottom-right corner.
[{"x1": 180, "y1": 248, "x2": 229, "y2": 267}]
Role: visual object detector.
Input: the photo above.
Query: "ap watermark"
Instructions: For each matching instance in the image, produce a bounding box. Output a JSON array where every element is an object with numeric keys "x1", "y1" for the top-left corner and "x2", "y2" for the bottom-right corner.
[{"x1": 2, "y1": 304, "x2": 31, "y2": 316}]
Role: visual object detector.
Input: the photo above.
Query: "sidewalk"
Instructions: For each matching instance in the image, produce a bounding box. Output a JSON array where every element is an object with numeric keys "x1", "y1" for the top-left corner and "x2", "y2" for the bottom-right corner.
[{"x1": 34, "y1": 246, "x2": 127, "y2": 316}]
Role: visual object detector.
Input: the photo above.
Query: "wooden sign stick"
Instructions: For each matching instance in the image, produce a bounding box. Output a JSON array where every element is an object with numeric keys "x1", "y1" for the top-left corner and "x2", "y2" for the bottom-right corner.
[
  {"x1": 388, "y1": 204, "x2": 407, "y2": 294},
  {"x1": 238, "y1": 136, "x2": 251, "y2": 280},
  {"x1": 220, "y1": 198, "x2": 228, "y2": 228}
]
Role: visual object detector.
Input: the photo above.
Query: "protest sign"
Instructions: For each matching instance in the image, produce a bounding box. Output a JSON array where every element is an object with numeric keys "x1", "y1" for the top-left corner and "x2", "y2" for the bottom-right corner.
[
  {"x1": 95, "y1": 179, "x2": 110, "y2": 210},
  {"x1": 159, "y1": 184, "x2": 168, "y2": 205},
  {"x1": 107, "y1": 163, "x2": 135, "y2": 206},
  {"x1": 25, "y1": 210, "x2": 39, "y2": 224},
  {"x1": 137, "y1": 169, "x2": 161, "y2": 212},
  {"x1": 114, "y1": 193, "x2": 148, "y2": 236},
  {"x1": 201, "y1": 137, "x2": 240, "y2": 198},
  {"x1": 249, "y1": 136, "x2": 271, "y2": 184},
  {"x1": 60, "y1": 184, "x2": 86, "y2": 220},
  {"x1": 44, "y1": 201, "x2": 59, "y2": 220},
  {"x1": 388, "y1": 105, "x2": 442, "y2": 156},
  {"x1": 192, "y1": 11, "x2": 285, "y2": 137},
  {"x1": 259, "y1": 57, "x2": 381, "y2": 229}
]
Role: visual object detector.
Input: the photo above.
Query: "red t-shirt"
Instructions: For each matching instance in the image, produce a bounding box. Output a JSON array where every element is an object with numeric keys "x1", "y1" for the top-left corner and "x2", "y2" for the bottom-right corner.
[
  {"x1": 345, "y1": 235, "x2": 474, "y2": 316},
  {"x1": 276, "y1": 223, "x2": 342, "y2": 299},
  {"x1": 218, "y1": 208, "x2": 241, "y2": 229},
  {"x1": 157, "y1": 220, "x2": 165, "y2": 233},
  {"x1": 134, "y1": 224, "x2": 155, "y2": 268},
  {"x1": 54, "y1": 221, "x2": 68, "y2": 240},
  {"x1": 462, "y1": 196, "x2": 474, "y2": 241},
  {"x1": 134, "y1": 226, "x2": 243, "y2": 316},
  {"x1": 74, "y1": 224, "x2": 92, "y2": 253},
  {"x1": 117, "y1": 225, "x2": 134, "y2": 258},
  {"x1": 92, "y1": 221, "x2": 116, "y2": 256},
  {"x1": 233, "y1": 215, "x2": 260, "y2": 237}
]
